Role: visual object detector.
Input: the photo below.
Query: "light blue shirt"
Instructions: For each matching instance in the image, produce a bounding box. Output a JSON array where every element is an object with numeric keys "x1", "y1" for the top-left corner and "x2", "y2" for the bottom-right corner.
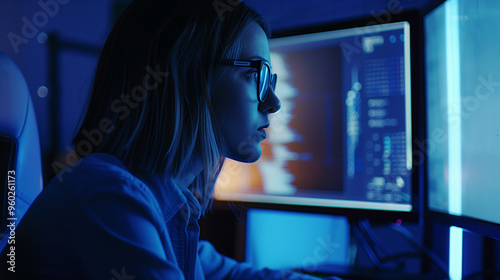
[{"x1": 1, "y1": 153, "x2": 332, "y2": 279}]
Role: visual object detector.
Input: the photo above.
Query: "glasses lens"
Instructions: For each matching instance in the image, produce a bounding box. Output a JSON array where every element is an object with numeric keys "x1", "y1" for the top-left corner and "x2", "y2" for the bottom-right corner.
[
  {"x1": 259, "y1": 63, "x2": 270, "y2": 102},
  {"x1": 270, "y1": 74, "x2": 277, "y2": 91}
]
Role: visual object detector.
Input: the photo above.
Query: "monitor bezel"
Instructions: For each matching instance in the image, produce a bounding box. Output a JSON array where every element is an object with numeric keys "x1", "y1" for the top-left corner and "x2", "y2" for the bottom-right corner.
[{"x1": 213, "y1": 10, "x2": 425, "y2": 224}]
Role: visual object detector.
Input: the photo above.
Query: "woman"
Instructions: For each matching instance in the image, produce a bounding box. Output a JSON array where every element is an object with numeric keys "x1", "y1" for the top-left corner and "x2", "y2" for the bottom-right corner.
[{"x1": 2, "y1": 0, "x2": 340, "y2": 279}]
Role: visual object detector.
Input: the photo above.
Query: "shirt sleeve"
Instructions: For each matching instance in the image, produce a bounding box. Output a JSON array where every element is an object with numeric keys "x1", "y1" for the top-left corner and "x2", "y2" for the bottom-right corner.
[
  {"x1": 197, "y1": 240, "x2": 286, "y2": 280},
  {"x1": 197, "y1": 241, "x2": 343, "y2": 280},
  {"x1": 74, "y1": 178, "x2": 185, "y2": 279}
]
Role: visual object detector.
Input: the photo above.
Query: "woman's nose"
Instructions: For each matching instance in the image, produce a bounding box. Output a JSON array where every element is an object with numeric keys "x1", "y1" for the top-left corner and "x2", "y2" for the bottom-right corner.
[{"x1": 259, "y1": 83, "x2": 281, "y2": 114}]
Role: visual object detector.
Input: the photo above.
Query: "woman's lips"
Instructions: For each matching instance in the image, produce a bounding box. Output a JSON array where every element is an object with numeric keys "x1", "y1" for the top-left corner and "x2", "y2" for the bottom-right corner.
[{"x1": 258, "y1": 128, "x2": 267, "y2": 139}]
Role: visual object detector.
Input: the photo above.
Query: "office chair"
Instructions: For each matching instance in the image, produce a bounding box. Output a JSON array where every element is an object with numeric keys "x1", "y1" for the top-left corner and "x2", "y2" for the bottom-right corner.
[{"x1": 0, "y1": 52, "x2": 43, "y2": 252}]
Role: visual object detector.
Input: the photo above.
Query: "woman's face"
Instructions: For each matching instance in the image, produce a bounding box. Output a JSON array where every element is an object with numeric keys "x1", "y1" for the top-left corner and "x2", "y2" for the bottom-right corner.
[{"x1": 212, "y1": 22, "x2": 281, "y2": 163}]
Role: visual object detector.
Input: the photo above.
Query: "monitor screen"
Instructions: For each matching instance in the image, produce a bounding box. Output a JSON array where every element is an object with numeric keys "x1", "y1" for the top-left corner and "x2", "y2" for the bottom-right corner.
[
  {"x1": 425, "y1": 0, "x2": 500, "y2": 227},
  {"x1": 214, "y1": 19, "x2": 415, "y2": 214}
]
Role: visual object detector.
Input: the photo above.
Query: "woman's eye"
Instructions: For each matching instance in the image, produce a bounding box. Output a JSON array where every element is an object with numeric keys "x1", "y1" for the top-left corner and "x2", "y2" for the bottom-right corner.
[{"x1": 245, "y1": 71, "x2": 259, "y2": 83}]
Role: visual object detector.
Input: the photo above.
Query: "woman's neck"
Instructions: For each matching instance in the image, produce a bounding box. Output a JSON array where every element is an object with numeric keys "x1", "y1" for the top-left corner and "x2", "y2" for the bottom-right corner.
[{"x1": 173, "y1": 158, "x2": 203, "y2": 191}]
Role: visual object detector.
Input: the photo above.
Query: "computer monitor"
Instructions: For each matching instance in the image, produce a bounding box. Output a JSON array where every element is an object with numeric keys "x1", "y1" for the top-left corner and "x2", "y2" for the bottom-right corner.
[
  {"x1": 425, "y1": 0, "x2": 500, "y2": 239},
  {"x1": 214, "y1": 12, "x2": 423, "y2": 222}
]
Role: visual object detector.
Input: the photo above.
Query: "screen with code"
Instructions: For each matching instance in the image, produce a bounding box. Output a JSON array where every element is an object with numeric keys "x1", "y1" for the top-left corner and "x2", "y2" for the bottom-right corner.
[{"x1": 215, "y1": 21, "x2": 413, "y2": 212}]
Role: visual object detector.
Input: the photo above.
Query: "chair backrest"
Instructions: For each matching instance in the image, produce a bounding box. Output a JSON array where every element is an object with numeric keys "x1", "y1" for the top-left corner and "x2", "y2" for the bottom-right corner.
[{"x1": 0, "y1": 52, "x2": 43, "y2": 251}]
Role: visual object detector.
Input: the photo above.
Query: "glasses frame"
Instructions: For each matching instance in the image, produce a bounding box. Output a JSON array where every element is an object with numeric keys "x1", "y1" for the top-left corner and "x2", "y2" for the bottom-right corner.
[{"x1": 222, "y1": 59, "x2": 277, "y2": 103}]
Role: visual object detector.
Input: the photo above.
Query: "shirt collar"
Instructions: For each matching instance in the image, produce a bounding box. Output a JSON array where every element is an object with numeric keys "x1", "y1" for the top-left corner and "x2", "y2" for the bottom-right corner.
[{"x1": 136, "y1": 171, "x2": 202, "y2": 222}]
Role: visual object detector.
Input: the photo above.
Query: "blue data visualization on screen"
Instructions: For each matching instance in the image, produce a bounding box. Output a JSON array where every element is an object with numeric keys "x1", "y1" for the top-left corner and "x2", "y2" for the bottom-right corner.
[{"x1": 215, "y1": 21, "x2": 413, "y2": 212}]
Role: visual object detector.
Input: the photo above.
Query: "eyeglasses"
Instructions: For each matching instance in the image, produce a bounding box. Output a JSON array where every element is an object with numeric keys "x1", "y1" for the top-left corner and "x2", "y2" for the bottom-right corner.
[{"x1": 222, "y1": 59, "x2": 277, "y2": 103}]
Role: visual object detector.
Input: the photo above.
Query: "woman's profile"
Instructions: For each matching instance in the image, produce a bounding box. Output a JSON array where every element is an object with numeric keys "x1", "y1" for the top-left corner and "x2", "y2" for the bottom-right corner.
[{"x1": 0, "y1": 0, "x2": 340, "y2": 279}]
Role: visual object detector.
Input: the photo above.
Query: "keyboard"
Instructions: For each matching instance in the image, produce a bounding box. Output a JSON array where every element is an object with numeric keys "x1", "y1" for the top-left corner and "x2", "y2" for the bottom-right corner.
[{"x1": 296, "y1": 264, "x2": 440, "y2": 280}]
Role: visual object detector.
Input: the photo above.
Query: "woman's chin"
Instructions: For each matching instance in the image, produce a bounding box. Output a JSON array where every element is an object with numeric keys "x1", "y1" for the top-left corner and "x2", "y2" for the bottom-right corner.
[{"x1": 229, "y1": 144, "x2": 262, "y2": 163}]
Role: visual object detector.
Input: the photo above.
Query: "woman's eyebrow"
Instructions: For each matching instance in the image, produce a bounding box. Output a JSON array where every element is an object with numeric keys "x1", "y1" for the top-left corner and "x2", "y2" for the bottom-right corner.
[{"x1": 241, "y1": 55, "x2": 269, "y2": 62}]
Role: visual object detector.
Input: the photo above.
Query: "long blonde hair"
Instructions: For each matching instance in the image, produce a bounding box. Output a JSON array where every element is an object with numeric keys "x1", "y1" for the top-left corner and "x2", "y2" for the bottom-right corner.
[{"x1": 72, "y1": 0, "x2": 271, "y2": 211}]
